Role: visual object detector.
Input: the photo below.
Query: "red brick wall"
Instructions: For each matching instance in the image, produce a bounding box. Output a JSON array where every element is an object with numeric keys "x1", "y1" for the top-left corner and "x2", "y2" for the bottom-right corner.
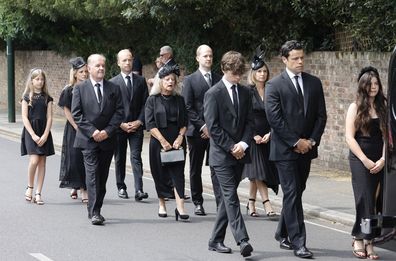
[{"x1": 0, "y1": 50, "x2": 391, "y2": 170}]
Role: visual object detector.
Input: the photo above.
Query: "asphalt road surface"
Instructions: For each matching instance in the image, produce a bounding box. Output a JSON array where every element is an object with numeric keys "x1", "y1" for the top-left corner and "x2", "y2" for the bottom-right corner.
[{"x1": 1, "y1": 134, "x2": 396, "y2": 261}]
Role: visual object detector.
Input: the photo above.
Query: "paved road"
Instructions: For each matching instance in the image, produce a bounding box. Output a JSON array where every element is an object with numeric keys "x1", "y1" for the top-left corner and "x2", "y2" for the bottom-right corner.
[{"x1": 2, "y1": 135, "x2": 396, "y2": 260}]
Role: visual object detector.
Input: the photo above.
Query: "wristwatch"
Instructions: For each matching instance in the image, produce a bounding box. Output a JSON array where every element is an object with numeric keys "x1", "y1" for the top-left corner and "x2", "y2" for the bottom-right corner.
[{"x1": 309, "y1": 139, "x2": 316, "y2": 146}]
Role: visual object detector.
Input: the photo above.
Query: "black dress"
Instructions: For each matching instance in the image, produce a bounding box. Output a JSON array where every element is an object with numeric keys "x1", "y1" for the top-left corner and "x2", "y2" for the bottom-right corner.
[
  {"x1": 349, "y1": 118, "x2": 384, "y2": 239},
  {"x1": 21, "y1": 93, "x2": 55, "y2": 156},
  {"x1": 145, "y1": 94, "x2": 187, "y2": 198},
  {"x1": 58, "y1": 86, "x2": 86, "y2": 189},
  {"x1": 242, "y1": 87, "x2": 279, "y2": 194}
]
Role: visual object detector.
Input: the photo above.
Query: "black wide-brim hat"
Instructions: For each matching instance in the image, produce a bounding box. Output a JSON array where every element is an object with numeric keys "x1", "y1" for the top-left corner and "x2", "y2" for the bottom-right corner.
[{"x1": 158, "y1": 64, "x2": 180, "y2": 79}]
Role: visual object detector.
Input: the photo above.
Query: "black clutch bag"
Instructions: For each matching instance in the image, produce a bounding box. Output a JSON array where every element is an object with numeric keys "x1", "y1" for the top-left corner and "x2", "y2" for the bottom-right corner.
[{"x1": 160, "y1": 148, "x2": 185, "y2": 165}]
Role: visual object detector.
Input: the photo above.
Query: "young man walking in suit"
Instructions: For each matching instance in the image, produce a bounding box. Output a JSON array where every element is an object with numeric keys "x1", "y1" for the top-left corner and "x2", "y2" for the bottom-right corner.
[
  {"x1": 265, "y1": 40, "x2": 327, "y2": 258},
  {"x1": 182, "y1": 44, "x2": 222, "y2": 215},
  {"x1": 204, "y1": 51, "x2": 254, "y2": 257},
  {"x1": 72, "y1": 54, "x2": 124, "y2": 225},
  {"x1": 110, "y1": 49, "x2": 149, "y2": 201}
]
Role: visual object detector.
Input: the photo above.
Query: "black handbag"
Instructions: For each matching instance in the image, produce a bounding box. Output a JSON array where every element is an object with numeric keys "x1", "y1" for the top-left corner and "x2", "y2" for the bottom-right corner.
[{"x1": 160, "y1": 148, "x2": 185, "y2": 165}]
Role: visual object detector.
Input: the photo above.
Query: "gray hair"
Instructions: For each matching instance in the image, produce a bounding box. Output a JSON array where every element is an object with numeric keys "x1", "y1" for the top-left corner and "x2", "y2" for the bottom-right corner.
[{"x1": 160, "y1": 45, "x2": 173, "y2": 56}]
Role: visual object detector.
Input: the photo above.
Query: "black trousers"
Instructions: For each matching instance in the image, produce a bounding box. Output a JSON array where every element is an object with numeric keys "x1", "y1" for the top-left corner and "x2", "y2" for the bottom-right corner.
[
  {"x1": 274, "y1": 156, "x2": 311, "y2": 249},
  {"x1": 81, "y1": 147, "x2": 114, "y2": 217},
  {"x1": 114, "y1": 129, "x2": 144, "y2": 193},
  {"x1": 210, "y1": 164, "x2": 249, "y2": 244},
  {"x1": 187, "y1": 136, "x2": 209, "y2": 205}
]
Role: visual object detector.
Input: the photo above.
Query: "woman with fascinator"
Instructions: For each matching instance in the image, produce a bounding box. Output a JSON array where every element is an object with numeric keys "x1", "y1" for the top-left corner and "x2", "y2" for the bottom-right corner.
[
  {"x1": 58, "y1": 57, "x2": 89, "y2": 203},
  {"x1": 145, "y1": 65, "x2": 190, "y2": 221},
  {"x1": 345, "y1": 66, "x2": 386, "y2": 259},
  {"x1": 242, "y1": 48, "x2": 279, "y2": 218}
]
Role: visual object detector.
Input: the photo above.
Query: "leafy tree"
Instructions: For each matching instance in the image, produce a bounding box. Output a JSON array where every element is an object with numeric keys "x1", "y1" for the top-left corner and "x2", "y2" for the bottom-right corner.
[{"x1": 1, "y1": 0, "x2": 395, "y2": 73}]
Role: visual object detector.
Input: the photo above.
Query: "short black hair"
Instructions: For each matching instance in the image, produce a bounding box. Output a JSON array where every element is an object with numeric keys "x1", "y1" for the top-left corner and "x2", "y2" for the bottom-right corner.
[{"x1": 280, "y1": 40, "x2": 303, "y2": 58}]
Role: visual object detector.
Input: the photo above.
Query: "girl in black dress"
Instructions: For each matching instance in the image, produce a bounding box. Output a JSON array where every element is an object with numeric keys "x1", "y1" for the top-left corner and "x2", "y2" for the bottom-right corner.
[
  {"x1": 21, "y1": 68, "x2": 55, "y2": 205},
  {"x1": 242, "y1": 52, "x2": 279, "y2": 217},
  {"x1": 346, "y1": 66, "x2": 386, "y2": 259},
  {"x1": 58, "y1": 57, "x2": 88, "y2": 202},
  {"x1": 145, "y1": 65, "x2": 189, "y2": 221}
]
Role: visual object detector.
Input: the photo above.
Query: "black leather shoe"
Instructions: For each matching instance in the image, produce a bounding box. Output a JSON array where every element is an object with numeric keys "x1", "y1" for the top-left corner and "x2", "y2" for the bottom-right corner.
[
  {"x1": 91, "y1": 215, "x2": 104, "y2": 225},
  {"x1": 293, "y1": 246, "x2": 313, "y2": 258},
  {"x1": 118, "y1": 189, "x2": 128, "y2": 199},
  {"x1": 208, "y1": 241, "x2": 232, "y2": 253},
  {"x1": 279, "y1": 238, "x2": 293, "y2": 250},
  {"x1": 239, "y1": 241, "x2": 253, "y2": 257},
  {"x1": 135, "y1": 190, "x2": 148, "y2": 201},
  {"x1": 275, "y1": 234, "x2": 293, "y2": 250},
  {"x1": 194, "y1": 204, "x2": 206, "y2": 216}
]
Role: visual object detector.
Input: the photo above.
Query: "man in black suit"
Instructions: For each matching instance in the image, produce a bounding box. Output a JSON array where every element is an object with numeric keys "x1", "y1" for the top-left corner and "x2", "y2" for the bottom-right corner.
[
  {"x1": 72, "y1": 54, "x2": 124, "y2": 225},
  {"x1": 265, "y1": 40, "x2": 327, "y2": 258},
  {"x1": 204, "y1": 51, "x2": 254, "y2": 257},
  {"x1": 110, "y1": 49, "x2": 149, "y2": 201},
  {"x1": 159, "y1": 45, "x2": 176, "y2": 69},
  {"x1": 182, "y1": 44, "x2": 222, "y2": 215}
]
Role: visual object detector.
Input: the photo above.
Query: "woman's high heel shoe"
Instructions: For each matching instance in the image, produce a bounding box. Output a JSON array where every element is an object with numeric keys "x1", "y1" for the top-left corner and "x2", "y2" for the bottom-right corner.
[
  {"x1": 25, "y1": 186, "x2": 33, "y2": 202},
  {"x1": 175, "y1": 208, "x2": 189, "y2": 221},
  {"x1": 263, "y1": 199, "x2": 276, "y2": 216},
  {"x1": 246, "y1": 198, "x2": 259, "y2": 217},
  {"x1": 33, "y1": 193, "x2": 44, "y2": 205}
]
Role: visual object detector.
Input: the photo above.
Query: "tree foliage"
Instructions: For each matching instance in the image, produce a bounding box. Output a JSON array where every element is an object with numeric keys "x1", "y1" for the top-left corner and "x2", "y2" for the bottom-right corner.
[{"x1": 0, "y1": 0, "x2": 395, "y2": 73}]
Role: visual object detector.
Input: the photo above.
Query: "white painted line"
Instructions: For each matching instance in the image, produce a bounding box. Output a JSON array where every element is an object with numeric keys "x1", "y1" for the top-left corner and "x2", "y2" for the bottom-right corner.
[
  {"x1": 305, "y1": 220, "x2": 350, "y2": 235},
  {"x1": 29, "y1": 253, "x2": 54, "y2": 261}
]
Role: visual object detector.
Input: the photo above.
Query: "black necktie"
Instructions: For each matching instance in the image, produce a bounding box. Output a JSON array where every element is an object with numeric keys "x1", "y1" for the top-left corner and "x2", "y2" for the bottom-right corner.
[
  {"x1": 231, "y1": 85, "x2": 239, "y2": 118},
  {"x1": 294, "y1": 75, "x2": 304, "y2": 108},
  {"x1": 126, "y1": 75, "x2": 132, "y2": 98},
  {"x1": 95, "y1": 83, "x2": 102, "y2": 104},
  {"x1": 205, "y1": 73, "x2": 212, "y2": 87}
]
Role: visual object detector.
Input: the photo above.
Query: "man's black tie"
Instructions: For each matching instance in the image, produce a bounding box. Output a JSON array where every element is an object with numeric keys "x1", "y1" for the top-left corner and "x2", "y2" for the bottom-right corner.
[
  {"x1": 95, "y1": 83, "x2": 102, "y2": 104},
  {"x1": 126, "y1": 75, "x2": 132, "y2": 99},
  {"x1": 231, "y1": 85, "x2": 239, "y2": 118},
  {"x1": 294, "y1": 75, "x2": 304, "y2": 109}
]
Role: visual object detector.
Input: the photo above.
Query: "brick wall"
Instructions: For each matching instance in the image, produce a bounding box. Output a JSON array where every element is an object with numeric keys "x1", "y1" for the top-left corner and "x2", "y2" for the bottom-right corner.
[{"x1": 0, "y1": 50, "x2": 392, "y2": 170}]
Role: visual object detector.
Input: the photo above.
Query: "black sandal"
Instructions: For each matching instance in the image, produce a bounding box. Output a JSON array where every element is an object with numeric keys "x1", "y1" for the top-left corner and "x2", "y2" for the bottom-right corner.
[
  {"x1": 263, "y1": 199, "x2": 276, "y2": 216},
  {"x1": 352, "y1": 239, "x2": 366, "y2": 259},
  {"x1": 246, "y1": 198, "x2": 259, "y2": 217}
]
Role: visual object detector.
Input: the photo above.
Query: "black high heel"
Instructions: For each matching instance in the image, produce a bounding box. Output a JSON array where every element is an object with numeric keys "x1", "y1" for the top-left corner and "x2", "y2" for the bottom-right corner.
[
  {"x1": 263, "y1": 199, "x2": 276, "y2": 216},
  {"x1": 175, "y1": 208, "x2": 189, "y2": 221},
  {"x1": 246, "y1": 198, "x2": 259, "y2": 217}
]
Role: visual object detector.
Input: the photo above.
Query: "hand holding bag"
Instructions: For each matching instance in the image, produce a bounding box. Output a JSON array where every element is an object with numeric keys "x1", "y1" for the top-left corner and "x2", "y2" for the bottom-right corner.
[{"x1": 160, "y1": 148, "x2": 185, "y2": 165}]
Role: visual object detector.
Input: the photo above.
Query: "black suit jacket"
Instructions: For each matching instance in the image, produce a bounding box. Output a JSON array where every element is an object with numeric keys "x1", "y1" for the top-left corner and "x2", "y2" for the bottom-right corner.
[
  {"x1": 71, "y1": 79, "x2": 124, "y2": 150},
  {"x1": 109, "y1": 73, "x2": 148, "y2": 126},
  {"x1": 203, "y1": 80, "x2": 254, "y2": 166},
  {"x1": 182, "y1": 70, "x2": 221, "y2": 137},
  {"x1": 265, "y1": 71, "x2": 327, "y2": 161}
]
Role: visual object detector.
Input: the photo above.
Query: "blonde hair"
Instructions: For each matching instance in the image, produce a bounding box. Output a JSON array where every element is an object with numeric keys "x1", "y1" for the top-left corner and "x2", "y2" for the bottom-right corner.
[
  {"x1": 68, "y1": 67, "x2": 77, "y2": 86},
  {"x1": 22, "y1": 68, "x2": 50, "y2": 106},
  {"x1": 247, "y1": 63, "x2": 270, "y2": 86},
  {"x1": 150, "y1": 73, "x2": 181, "y2": 96}
]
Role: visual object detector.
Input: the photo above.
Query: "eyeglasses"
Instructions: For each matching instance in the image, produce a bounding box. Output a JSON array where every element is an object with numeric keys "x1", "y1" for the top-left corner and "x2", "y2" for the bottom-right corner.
[{"x1": 160, "y1": 53, "x2": 168, "y2": 57}]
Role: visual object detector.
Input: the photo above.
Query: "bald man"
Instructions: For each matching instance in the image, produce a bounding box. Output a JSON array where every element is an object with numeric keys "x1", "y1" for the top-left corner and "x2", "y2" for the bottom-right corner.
[
  {"x1": 182, "y1": 45, "x2": 222, "y2": 215},
  {"x1": 110, "y1": 49, "x2": 149, "y2": 201}
]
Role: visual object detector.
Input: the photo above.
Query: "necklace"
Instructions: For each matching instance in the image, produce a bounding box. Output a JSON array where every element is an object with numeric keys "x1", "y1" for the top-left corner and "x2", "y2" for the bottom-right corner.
[{"x1": 161, "y1": 94, "x2": 172, "y2": 100}]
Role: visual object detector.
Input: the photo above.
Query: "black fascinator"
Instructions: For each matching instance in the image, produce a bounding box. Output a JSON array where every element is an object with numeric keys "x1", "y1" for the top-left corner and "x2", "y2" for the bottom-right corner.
[
  {"x1": 358, "y1": 66, "x2": 379, "y2": 82},
  {"x1": 251, "y1": 45, "x2": 266, "y2": 70},
  {"x1": 158, "y1": 64, "x2": 180, "y2": 79},
  {"x1": 69, "y1": 57, "x2": 86, "y2": 70}
]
